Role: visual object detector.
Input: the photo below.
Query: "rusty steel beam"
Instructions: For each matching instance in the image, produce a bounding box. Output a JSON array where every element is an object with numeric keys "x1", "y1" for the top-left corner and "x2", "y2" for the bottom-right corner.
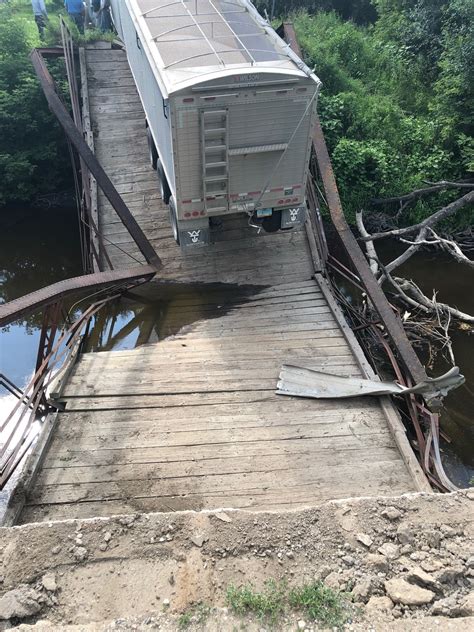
[
  {"x1": 0, "y1": 265, "x2": 156, "y2": 328},
  {"x1": 35, "y1": 47, "x2": 65, "y2": 58},
  {"x1": 282, "y1": 23, "x2": 437, "y2": 407},
  {"x1": 30, "y1": 49, "x2": 162, "y2": 269}
]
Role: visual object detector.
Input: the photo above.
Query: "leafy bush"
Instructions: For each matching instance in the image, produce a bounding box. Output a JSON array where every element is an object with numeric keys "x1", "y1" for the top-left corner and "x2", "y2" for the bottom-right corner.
[
  {"x1": 292, "y1": 7, "x2": 472, "y2": 224},
  {"x1": 0, "y1": 4, "x2": 72, "y2": 206}
]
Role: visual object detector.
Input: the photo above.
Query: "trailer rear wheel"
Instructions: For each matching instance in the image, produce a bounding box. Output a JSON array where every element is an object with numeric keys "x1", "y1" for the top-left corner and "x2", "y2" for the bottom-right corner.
[
  {"x1": 261, "y1": 209, "x2": 282, "y2": 233},
  {"x1": 169, "y1": 195, "x2": 180, "y2": 245},
  {"x1": 146, "y1": 126, "x2": 158, "y2": 170},
  {"x1": 157, "y1": 158, "x2": 171, "y2": 204}
]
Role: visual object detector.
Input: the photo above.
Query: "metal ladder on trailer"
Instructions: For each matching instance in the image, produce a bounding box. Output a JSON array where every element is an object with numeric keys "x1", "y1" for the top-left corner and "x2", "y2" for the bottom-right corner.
[{"x1": 201, "y1": 109, "x2": 229, "y2": 214}]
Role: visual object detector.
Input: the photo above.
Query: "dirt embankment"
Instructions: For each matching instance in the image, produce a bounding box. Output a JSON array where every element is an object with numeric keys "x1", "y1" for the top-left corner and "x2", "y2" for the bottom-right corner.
[{"x1": 0, "y1": 491, "x2": 473, "y2": 631}]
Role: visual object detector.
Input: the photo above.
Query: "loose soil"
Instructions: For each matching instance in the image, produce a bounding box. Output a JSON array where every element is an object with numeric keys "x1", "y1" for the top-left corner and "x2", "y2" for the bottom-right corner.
[{"x1": 0, "y1": 490, "x2": 473, "y2": 631}]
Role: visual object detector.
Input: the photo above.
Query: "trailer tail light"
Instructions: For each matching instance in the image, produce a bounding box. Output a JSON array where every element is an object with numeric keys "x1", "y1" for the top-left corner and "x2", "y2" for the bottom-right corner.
[
  {"x1": 203, "y1": 96, "x2": 216, "y2": 101},
  {"x1": 276, "y1": 90, "x2": 288, "y2": 95},
  {"x1": 183, "y1": 97, "x2": 194, "y2": 103}
]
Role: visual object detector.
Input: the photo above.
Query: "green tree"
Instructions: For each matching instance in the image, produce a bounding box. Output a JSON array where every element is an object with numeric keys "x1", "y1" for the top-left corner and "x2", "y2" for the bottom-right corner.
[
  {"x1": 255, "y1": 0, "x2": 377, "y2": 24},
  {"x1": 292, "y1": 9, "x2": 471, "y2": 223},
  {"x1": 0, "y1": 4, "x2": 72, "y2": 207}
]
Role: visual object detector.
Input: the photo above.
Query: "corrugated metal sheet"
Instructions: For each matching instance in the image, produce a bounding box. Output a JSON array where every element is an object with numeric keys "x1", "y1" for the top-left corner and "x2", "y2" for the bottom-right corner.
[{"x1": 111, "y1": 0, "x2": 320, "y2": 95}]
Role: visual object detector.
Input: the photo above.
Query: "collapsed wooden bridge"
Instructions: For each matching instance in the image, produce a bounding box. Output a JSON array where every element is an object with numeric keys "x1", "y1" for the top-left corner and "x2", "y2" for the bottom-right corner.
[{"x1": 2, "y1": 24, "x2": 441, "y2": 526}]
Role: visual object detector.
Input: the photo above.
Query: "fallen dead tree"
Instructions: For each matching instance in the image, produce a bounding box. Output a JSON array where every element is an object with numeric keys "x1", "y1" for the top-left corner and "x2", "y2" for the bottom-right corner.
[
  {"x1": 357, "y1": 181, "x2": 473, "y2": 320},
  {"x1": 352, "y1": 181, "x2": 474, "y2": 368}
]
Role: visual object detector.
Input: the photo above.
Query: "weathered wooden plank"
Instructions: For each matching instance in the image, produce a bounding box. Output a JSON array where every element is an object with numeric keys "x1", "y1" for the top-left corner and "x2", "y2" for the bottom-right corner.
[
  {"x1": 21, "y1": 474, "x2": 412, "y2": 522},
  {"x1": 72, "y1": 340, "x2": 348, "y2": 371},
  {"x1": 28, "y1": 458, "x2": 404, "y2": 506},
  {"x1": 38, "y1": 418, "x2": 390, "y2": 457},
  {"x1": 54, "y1": 406, "x2": 384, "y2": 439},
  {"x1": 37, "y1": 445, "x2": 403, "y2": 486},
  {"x1": 43, "y1": 430, "x2": 396, "y2": 469},
  {"x1": 56, "y1": 395, "x2": 380, "y2": 424},
  {"x1": 59, "y1": 389, "x2": 341, "y2": 411}
]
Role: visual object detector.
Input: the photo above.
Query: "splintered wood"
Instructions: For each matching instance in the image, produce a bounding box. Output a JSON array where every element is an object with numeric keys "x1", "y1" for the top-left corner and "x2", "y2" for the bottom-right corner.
[{"x1": 18, "y1": 45, "x2": 419, "y2": 523}]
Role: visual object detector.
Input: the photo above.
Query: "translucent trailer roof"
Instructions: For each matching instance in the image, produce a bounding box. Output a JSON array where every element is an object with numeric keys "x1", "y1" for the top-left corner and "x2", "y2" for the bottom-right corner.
[{"x1": 131, "y1": 0, "x2": 320, "y2": 94}]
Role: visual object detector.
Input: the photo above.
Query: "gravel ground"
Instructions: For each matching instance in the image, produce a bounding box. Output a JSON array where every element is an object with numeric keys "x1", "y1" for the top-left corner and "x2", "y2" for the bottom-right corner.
[{"x1": 0, "y1": 490, "x2": 472, "y2": 630}]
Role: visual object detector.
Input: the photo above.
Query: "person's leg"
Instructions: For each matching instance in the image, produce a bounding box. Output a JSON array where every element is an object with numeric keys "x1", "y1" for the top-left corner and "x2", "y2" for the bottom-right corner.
[
  {"x1": 35, "y1": 15, "x2": 46, "y2": 40},
  {"x1": 99, "y1": 9, "x2": 112, "y2": 32},
  {"x1": 71, "y1": 12, "x2": 84, "y2": 34}
]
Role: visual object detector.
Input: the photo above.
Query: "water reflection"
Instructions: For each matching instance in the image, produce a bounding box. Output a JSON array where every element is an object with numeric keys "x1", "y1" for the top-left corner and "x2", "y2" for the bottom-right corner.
[
  {"x1": 0, "y1": 205, "x2": 82, "y2": 385},
  {"x1": 84, "y1": 282, "x2": 265, "y2": 353},
  {"x1": 0, "y1": 205, "x2": 82, "y2": 518}
]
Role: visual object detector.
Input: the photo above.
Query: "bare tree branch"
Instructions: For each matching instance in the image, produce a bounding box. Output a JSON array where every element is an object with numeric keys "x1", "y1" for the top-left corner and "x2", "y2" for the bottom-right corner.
[
  {"x1": 371, "y1": 180, "x2": 474, "y2": 206},
  {"x1": 356, "y1": 210, "x2": 379, "y2": 275},
  {"x1": 393, "y1": 276, "x2": 474, "y2": 324},
  {"x1": 361, "y1": 189, "x2": 474, "y2": 242},
  {"x1": 399, "y1": 228, "x2": 474, "y2": 269},
  {"x1": 385, "y1": 227, "x2": 428, "y2": 276}
]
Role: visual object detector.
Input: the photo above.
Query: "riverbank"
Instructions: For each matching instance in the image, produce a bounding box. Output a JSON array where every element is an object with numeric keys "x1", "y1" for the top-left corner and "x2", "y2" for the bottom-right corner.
[{"x1": 0, "y1": 491, "x2": 472, "y2": 630}]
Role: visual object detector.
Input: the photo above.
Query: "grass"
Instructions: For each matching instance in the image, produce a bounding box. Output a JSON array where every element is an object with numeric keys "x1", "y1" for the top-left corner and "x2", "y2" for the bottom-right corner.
[
  {"x1": 226, "y1": 580, "x2": 287, "y2": 625},
  {"x1": 178, "y1": 602, "x2": 211, "y2": 629},
  {"x1": 226, "y1": 579, "x2": 349, "y2": 629},
  {"x1": 289, "y1": 582, "x2": 348, "y2": 628}
]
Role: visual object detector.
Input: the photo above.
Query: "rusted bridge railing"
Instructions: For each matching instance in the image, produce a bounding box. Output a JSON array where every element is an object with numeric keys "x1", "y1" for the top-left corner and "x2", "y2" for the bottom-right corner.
[
  {"x1": 0, "y1": 266, "x2": 156, "y2": 493},
  {"x1": 1, "y1": 25, "x2": 163, "y2": 496},
  {"x1": 281, "y1": 23, "x2": 457, "y2": 491},
  {"x1": 34, "y1": 19, "x2": 161, "y2": 272}
]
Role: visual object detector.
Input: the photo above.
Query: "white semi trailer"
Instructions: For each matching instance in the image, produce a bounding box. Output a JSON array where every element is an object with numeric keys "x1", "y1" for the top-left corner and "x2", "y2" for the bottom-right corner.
[{"x1": 110, "y1": 0, "x2": 321, "y2": 248}]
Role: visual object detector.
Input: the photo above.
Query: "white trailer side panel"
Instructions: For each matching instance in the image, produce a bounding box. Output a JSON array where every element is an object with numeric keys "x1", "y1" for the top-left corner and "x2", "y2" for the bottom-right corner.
[{"x1": 111, "y1": 0, "x2": 176, "y2": 194}]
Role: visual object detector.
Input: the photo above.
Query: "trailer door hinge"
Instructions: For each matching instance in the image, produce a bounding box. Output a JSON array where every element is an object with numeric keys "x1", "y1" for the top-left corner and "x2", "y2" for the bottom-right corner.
[{"x1": 163, "y1": 98, "x2": 169, "y2": 119}]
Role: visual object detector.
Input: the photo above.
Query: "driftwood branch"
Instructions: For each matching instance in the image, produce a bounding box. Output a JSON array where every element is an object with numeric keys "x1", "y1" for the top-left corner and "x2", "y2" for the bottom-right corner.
[
  {"x1": 392, "y1": 276, "x2": 474, "y2": 324},
  {"x1": 400, "y1": 228, "x2": 474, "y2": 269},
  {"x1": 356, "y1": 211, "x2": 379, "y2": 275},
  {"x1": 385, "y1": 227, "x2": 428, "y2": 276},
  {"x1": 371, "y1": 180, "x2": 474, "y2": 206},
  {"x1": 361, "y1": 189, "x2": 474, "y2": 242}
]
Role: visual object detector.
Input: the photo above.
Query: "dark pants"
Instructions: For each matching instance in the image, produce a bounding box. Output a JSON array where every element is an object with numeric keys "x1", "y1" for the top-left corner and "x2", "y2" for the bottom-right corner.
[
  {"x1": 98, "y1": 8, "x2": 112, "y2": 32},
  {"x1": 69, "y1": 11, "x2": 84, "y2": 34},
  {"x1": 34, "y1": 15, "x2": 46, "y2": 40}
]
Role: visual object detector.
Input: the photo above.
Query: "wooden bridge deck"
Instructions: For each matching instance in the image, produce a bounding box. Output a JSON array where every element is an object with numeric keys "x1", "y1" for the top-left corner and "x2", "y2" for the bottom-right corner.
[{"x1": 18, "y1": 44, "x2": 423, "y2": 523}]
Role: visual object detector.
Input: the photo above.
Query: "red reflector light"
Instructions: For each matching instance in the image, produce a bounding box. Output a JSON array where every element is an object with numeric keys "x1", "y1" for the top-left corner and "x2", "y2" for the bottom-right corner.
[
  {"x1": 204, "y1": 97, "x2": 216, "y2": 101},
  {"x1": 184, "y1": 212, "x2": 191, "y2": 218},
  {"x1": 278, "y1": 199, "x2": 283, "y2": 205},
  {"x1": 192, "y1": 211, "x2": 199, "y2": 217},
  {"x1": 183, "y1": 98, "x2": 194, "y2": 103}
]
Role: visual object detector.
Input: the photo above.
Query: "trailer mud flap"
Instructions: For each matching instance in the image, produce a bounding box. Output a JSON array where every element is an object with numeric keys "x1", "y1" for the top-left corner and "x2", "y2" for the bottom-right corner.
[
  {"x1": 180, "y1": 223, "x2": 210, "y2": 249},
  {"x1": 281, "y1": 206, "x2": 306, "y2": 229}
]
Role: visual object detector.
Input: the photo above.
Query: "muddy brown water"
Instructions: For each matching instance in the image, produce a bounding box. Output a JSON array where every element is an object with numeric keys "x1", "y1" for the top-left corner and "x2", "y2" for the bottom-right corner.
[{"x1": 0, "y1": 207, "x2": 472, "y2": 491}]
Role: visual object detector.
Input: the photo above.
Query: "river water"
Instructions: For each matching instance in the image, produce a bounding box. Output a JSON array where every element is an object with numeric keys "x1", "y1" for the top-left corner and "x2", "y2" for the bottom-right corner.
[{"x1": 0, "y1": 207, "x2": 472, "y2": 489}]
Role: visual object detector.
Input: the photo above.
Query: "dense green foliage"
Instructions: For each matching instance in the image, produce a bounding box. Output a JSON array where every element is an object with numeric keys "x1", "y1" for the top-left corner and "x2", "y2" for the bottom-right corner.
[
  {"x1": 0, "y1": 2, "x2": 72, "y2": 207},
  {"x1": 293, "y1": 1, "x2": 473, "y2": 224},
  {"x1": 256, "y1": 0, "x2": 377, "y2": 24}
]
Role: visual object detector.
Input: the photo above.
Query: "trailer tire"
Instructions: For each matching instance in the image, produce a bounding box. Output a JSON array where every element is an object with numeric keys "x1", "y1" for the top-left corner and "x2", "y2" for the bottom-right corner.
[
  {"x1": 146, "y1": 126, "x2": 158, "y2": 170},
  {"x1": 261, "y1": 209, "x2": 282, "y2": 233},
  {"x1": 157, "y1": 158, "x2": 171, "y2": 204},
  {"x1": 169, "y1": 195, "x2": 180, "y2": 245}
]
